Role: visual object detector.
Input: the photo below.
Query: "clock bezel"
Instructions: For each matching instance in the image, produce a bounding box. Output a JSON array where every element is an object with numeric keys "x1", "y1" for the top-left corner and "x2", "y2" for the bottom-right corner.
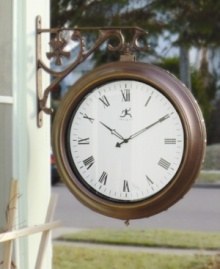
[
  {"x1": 52, "y1": 61, "x2": 206, "y2": 220},
  {"x1": 65, "y1": 79, "x2": 184, "y2": 203}
]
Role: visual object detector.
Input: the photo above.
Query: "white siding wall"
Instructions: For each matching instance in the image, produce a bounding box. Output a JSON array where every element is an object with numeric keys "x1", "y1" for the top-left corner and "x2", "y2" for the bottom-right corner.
[{"x1": 0, "y1": 0, "x2": 51, "y2": 268}]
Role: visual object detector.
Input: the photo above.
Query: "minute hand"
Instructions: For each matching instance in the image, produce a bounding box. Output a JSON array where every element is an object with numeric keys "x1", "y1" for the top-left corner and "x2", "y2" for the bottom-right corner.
[
  {"x1": 129, "y1": 114, "x2": 170, "y2": 140},
  {"x1": 116, "y1": 114, "x2": 170, "y2": 148}
]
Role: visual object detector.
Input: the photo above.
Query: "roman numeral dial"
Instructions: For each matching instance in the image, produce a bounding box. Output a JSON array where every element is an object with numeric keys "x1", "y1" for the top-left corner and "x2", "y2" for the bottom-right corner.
[{"x1": 68, "y1": 79, "x2": 185, "y2": 202}]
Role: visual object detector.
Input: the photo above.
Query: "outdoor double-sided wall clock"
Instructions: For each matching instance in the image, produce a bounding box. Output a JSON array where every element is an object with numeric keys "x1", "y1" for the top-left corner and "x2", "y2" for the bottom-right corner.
[{"x1": 37, "y1": 18, "x2": 206, "y2": 220}]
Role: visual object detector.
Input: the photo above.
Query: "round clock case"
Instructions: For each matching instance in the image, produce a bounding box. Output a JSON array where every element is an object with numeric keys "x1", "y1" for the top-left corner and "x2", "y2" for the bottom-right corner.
[{"x1": 52, "y1": 61, "x2": 206, "y2": 220}]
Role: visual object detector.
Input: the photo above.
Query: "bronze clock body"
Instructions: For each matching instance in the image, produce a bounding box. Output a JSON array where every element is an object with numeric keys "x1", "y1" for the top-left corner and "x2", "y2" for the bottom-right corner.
[{"x1": 52, "y1": 61, "x2": 206, "y2": 220}]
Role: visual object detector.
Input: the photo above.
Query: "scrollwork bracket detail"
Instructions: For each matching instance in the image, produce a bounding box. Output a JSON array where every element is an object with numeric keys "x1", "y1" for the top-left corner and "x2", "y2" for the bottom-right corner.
[{"x1": 36, "y1": 15, "x2": 149, "y2": 127}]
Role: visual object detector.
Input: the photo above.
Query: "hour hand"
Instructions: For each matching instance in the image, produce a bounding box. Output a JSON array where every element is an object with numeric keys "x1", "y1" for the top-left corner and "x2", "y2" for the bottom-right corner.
[{"x1": 100, "y1": 121, "x2": 124, "y2": 140}]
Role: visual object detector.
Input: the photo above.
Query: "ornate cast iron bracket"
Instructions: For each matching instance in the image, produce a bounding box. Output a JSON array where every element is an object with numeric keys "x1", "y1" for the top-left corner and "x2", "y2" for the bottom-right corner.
[{"x1": 36, "y1": 15, "x2": 149, "y2": 127}]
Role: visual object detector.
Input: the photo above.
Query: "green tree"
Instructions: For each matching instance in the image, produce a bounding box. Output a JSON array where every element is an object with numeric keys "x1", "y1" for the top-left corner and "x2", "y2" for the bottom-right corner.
[
  {"x1": 138, "y1": 0, "x2": 220, "y2": 88},
  {"x1": 157, "y1": 56, "x2": 218, "y2": 140},
  {"x1": 51, "y1": 0, "x2": 220, "y2": 142},
  {"x1": 191, "y1": 57, "x2": 218, "y2": 142},
  {"x1": 156, "y1": 57, "x2": 179, "y2": 77},
  {"x1": 51, "y1": 0, "x2": 220, "y2": 49},
  {"x1": 150, "y1": 0, "x2": 220, "y2": 48},
  {"x1": 50, "y1": 0, "x2": 162, "y2": 64},
  {"x1": 51, "y1": 0, "x2": 130, "y2": 28}
]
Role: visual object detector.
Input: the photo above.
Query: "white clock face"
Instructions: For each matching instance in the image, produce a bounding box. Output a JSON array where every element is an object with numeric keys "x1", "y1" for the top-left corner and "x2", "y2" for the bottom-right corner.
[{"x1": 67, "y1": 80, "x2": 184, "y2": 202}]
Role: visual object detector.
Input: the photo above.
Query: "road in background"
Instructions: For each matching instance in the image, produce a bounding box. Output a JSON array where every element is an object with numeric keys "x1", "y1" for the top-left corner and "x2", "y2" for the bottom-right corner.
[{"x1": 52, "y1": 183, "x2": 220, "y2": 232}]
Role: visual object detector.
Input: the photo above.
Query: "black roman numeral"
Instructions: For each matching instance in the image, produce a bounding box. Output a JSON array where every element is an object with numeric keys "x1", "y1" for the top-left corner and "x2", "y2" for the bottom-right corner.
[
  {"x1": 80, "y1": 113, "x2": 94, "y2": 123},
  {"x1": 99, "y1": 95, "x2": 110, "y2": 108},
  {"x1": 164, "y1": 138, "x2": 176, "y2": 144},
  {"x1": 121, "y1": 89, "x2": 130, "y2": 102},
  {"x1": 99, "y1": 172, "x2": 108, "y2": 185},
  {"x1": 146, "y1": 175, "x2": 154, "y2": 189},
  {"x1": 158, "y1": 158, "x2": 171, "y2": 170},
  {"x1": 123, "y1": 180, "x2": 130, "y2": 192},
  {"x1": 83, "y1": 156, "x2": 95, "y2": 169},
  {"x1": 78, "y1": 137, "x2": 90, "y2": 145},
  {"x1": 145, "y1": 93, "x2": 152, "y2": 107}
]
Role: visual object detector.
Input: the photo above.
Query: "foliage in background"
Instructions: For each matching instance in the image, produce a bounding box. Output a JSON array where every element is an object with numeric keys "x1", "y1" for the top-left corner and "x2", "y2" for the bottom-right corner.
[
  {"x1": 191, "y1": 58, "x2": 218, "y2": 139},
  {"x1": 156, "y1": 57, "x2": 179, "y2": 77},
  {"x1": 156, "y1": 57, "x2": 218, "y2": 141},
  {"x1": 50, "y1": 0, "x2": 220, "y2": 77},
  {"x1": 50, "y1": 0, "x2": 220, "y2": 74},
  {"x1": 50, "y1": 0, "x2": 220, "y2": 144},
  {"x1": 51, "y1": 0, "x2": 129, "y2": 28},
  {"x1": 51, "y1": 0, "x2": 220, "y2": 47},
  {"x1": 203, "y1": 144, "x2": 220, "y2": 170},
  {"x1": 151, "y1": 0, "x2": 220, "y2": 48}
]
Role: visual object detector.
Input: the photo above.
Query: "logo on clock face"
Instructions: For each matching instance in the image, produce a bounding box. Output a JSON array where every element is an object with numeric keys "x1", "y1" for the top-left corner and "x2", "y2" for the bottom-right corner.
[{"x1": 120, "y1": 108, "x2": 132, "y2": 120}]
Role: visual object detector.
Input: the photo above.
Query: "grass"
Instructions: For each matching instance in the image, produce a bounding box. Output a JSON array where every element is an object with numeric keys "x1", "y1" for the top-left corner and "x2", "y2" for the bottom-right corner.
[
  {"x1": 54, "y1": 229, "x2": 220, "y2": 269},
  {"x1": 59, "y1": 229, "x2": 220, "y2": 250},
  {"x1": 52, "y1": 216, "x2": 220, "y2": 269},
  {"x1": 53, "y1": 246, "x2": 210, "y2": 269}
]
